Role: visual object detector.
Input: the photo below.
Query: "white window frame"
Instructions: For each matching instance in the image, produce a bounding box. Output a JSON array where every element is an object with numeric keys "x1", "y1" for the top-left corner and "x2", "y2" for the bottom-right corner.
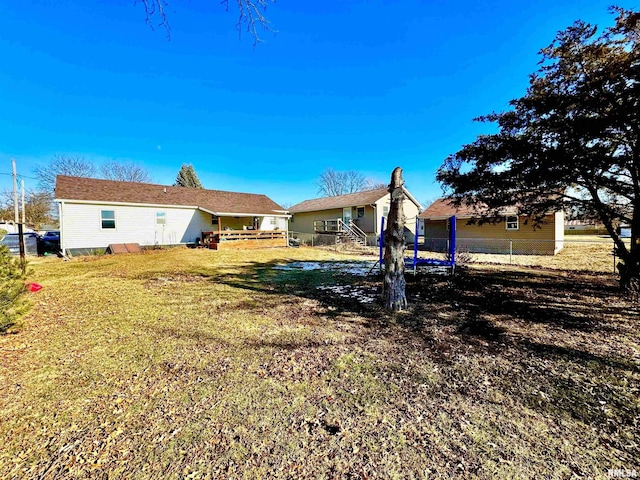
[
  {"x1": 156, "y1": 211, "x2": 166, "y2": 225},
  {"x1": 506, "y1": 215, "x2": 519, "y2": 231},
  {"x1": 101, "y1": 210, "x2": 116, "y2": 230}
]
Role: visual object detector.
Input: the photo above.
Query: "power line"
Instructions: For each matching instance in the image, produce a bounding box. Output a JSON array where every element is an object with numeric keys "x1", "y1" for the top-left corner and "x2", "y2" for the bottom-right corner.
[{"x1": 0, "y1": 173, "x2": 37, "y2": 180}]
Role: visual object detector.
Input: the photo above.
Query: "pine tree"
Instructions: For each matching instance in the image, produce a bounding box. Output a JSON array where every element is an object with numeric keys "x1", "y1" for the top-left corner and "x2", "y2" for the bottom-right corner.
[
  {"x1": 437, "y1": 8, "x2": 640, "y2": 289},
  {"x1": 174, "y1": 164, "x2": 203, "y2": 189}
]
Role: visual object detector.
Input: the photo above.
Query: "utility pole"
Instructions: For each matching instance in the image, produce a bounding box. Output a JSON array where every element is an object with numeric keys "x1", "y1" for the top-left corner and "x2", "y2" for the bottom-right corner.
[
  {"x1": 12, "y1": 159, "x2": 26, "y2": 273},
  {"x1": 21, "y1": 179, "x2": 25, "y2": 224},
  {"x1": 12, "y1": 159, "x2": 18, "y2": 223}
]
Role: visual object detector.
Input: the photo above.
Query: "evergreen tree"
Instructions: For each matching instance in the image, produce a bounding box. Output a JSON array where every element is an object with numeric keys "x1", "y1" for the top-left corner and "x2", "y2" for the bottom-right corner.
[
  {"x1": 174, "y1": 164, "x2": 204, "y2": 189},
  {"x1": 437, "y1": 8, "x2": 640, "y2": 289}
]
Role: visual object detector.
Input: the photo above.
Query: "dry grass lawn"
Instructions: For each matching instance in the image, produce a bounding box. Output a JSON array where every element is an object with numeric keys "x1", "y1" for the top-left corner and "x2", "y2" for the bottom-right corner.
[{"x1": 0, "y1": 245, "x2": 638, "y2": 479}]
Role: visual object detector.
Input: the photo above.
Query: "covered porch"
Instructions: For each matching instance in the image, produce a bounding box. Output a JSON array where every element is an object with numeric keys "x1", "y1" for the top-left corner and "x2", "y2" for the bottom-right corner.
[{"x1": 199, "y1": 210, "x2": 288, "y2": 250}]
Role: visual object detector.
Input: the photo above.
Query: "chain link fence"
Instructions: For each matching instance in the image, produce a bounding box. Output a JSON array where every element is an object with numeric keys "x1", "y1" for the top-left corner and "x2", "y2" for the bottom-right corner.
[
  {"x1": 421, "y1": 237, "x2": 627, "y2": 274},
  {"x1": 423, "y1": 238, "x2": 561, "y2": 256},
  {"x1": 290, "y1": 231, "x2": 625, "y2": 275},
  {"x1": 288, "y1": 232, "x2": 381, "y2": 249},
  {"x1": 289, "y1": 232, "x2": 340, "y2": 248}
]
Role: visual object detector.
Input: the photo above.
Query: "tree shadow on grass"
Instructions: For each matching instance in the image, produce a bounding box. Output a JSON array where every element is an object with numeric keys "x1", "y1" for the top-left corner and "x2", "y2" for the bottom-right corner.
[
  {"x1": 201, "y1": 259, "x2": 636, "y2": 339},
  {"x1": 415, "y1": 268, "x2": 636, "y2": 331},
  {"x1": 159, "y1": 258, "x2": 639, "y2": 460}
]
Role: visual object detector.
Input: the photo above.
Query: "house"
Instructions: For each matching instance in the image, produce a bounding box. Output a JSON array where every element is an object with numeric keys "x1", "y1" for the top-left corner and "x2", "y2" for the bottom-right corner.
[
  {"x1": 420, "y1": 198, "x2": 564, "y2": 255},
  {"x1": 55, "y1": 176, "x2": 290, "y2": 255},
  {"x1": 289, "y1": 187, "x2": 423, "y2": 245},
  {"x1": 565, "y1": 219, "x2": 605, "y2": 234}
]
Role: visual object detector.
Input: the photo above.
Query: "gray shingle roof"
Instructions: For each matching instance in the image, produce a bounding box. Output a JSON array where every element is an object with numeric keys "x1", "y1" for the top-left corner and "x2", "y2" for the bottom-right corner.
[{"x1": 55, "y1": 176, "x2": 286, "y2": 216}]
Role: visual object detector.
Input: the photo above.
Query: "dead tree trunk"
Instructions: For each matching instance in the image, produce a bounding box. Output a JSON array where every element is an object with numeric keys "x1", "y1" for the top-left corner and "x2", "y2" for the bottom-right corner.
[{"x1": 382, "y1": 167, "x2": 407, "y2": 311}]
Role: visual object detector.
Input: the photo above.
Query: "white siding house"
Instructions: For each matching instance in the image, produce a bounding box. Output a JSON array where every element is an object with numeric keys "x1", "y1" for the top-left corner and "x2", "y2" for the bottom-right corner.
[
  {"x1": 55, "y1": 176, "x2": 290, "y2": 255},
  {"x1": 58, "y1": 202, "x2": 212, "y2": 252}
]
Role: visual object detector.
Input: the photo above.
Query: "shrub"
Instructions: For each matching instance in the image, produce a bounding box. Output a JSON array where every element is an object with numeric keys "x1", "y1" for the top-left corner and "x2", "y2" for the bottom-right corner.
[{"x1": 0, "y1": 245, "x2": 28, "y2": 333}]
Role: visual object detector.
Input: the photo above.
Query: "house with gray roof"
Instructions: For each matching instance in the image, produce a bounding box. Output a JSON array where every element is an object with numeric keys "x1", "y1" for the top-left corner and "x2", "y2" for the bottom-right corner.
[
  {"x1": 55, "y1": 175, "x2": 289, "y2": 255},
  {"x1": 289, "y1": 187, "x2": 422, "y2": 245}
]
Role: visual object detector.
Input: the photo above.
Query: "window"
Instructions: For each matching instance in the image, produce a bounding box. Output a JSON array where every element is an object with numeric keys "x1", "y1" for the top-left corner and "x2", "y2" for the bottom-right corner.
[
  {"x1": 101, "y1": 210, "x2": 116, "y2": 229},
  {"x1": 506, "y1": 215, "x2": 519, "y2": 230},
  {"x1": 270, "y1": 217, "x2": 277, "y2": 226},
  {"x1": 212, "y1": 215, "x2": 219, "y2": 226},
  {"x1": 356, "y1": 206, "x2": 365, "y2": 218},
  {"x1": 156, "y1": 212, "x2": 166, "y2": 225},
  {"x1": 383, "y1": 206, "x2": 389, "y2": 217}
]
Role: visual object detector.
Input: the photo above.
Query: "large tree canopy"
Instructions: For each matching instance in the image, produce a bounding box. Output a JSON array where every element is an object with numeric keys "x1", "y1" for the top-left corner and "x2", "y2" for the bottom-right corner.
[{"x1": 437, "y1": 7, "x2": 640, "y2": 287}]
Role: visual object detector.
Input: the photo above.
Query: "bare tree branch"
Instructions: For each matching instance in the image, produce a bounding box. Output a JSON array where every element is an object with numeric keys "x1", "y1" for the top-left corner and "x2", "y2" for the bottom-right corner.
[
  {"x1": 317, "y1": 168, "x2": 371, "y2": 197},
  {"x1": 136, "y1": 0, "x2": 276, "y2": 45},
  {"x1": 136, "y1": 0, "x2": 171, "y2": 38},
  {"x1": 101, "y1": 161, "x2": 152, "y2": 183},
  {"x1": 35, "y1": 155, "x2": 97, "y2": 193}
]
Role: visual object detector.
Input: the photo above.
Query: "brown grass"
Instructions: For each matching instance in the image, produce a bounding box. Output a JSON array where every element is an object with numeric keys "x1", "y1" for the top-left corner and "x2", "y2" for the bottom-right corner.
[{"x1": 0, "y1": 246, "x2": 638, "y2": 479}]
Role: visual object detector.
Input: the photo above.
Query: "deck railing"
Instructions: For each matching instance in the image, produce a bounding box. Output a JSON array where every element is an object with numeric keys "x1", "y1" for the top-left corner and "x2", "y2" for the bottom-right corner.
[
  {"x1": 313, "y1": 219, "x2": 367, "y2": 245},
  {"x1": 202, "y1": 230, "x2": 287, "y2": 249},
  {"x1": 314, "y1": 219, "x2": 343, "y2": 233}
]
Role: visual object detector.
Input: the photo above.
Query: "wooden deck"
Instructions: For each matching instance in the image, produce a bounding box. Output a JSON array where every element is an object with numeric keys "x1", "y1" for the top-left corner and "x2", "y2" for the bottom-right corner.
[{"x1": 202, "y1": 230, "x2": 287, "y2": 250}]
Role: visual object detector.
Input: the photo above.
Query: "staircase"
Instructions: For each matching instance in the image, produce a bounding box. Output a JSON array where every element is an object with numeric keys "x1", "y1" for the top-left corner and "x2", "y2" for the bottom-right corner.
[{"x1": 336, "y1": 219, "x2": 368, "y2": 247}]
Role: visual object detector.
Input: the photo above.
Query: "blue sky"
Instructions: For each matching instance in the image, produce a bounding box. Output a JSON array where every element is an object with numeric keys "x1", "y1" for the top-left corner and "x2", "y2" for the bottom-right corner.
[{"x1": 0, "y1": 0, "x2": 628, "y2": 207}]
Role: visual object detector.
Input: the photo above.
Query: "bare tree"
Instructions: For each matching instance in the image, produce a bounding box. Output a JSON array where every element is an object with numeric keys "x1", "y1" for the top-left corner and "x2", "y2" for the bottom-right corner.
[
  {"x1": 22, "y1": 191, "x2": 55, "y2": 228},
  {"x1": 382, "y1": 167, "x2": 407, "y2": 311},
  {"x1": 318, "y1": 168, "x2": 368, "y2": 197},
  {"x1": 422, "y1": 197, "x2": 438, "y2": 212},
  {"x1": 136, "y1": 0, "x2": 276, "y2": 45},
  {"x1": 0, "y1": 190, "x2": 55, "y2": 229},
  {"x1": 35, "y1": 155, "x2": 97, "y2": 193},
  {"x1": 364, "y1": 178, "x2": 388, "y2": 190},
  {"x1": 101, "y1": 161, "x2": 152, "y2": 183}
]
